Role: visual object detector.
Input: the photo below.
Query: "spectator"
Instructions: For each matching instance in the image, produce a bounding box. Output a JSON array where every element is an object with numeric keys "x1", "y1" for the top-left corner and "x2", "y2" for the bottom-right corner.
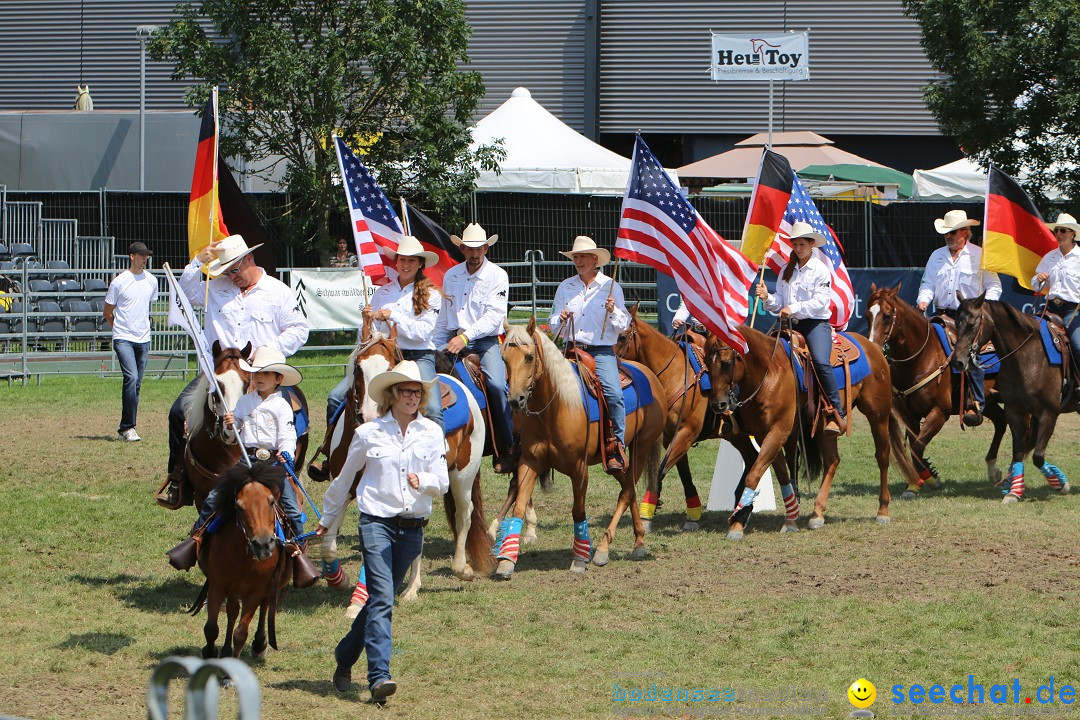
[{"x1": 330, "y1": 237, "x2": 359, "y2": 268}]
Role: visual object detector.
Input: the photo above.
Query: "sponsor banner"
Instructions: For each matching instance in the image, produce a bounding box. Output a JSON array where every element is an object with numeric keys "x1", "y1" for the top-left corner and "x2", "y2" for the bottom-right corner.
[
  {"x1": 290, "y1": 268, "x2": 373, "y2": 331},
  {"x1": 710, "y1": 32, "x2": 810, "y2": 81}
]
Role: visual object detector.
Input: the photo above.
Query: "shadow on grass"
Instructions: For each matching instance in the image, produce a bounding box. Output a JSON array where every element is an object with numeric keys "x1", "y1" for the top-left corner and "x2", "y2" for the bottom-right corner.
[
  {"x1": 74, "y1": 435, "x2": 121, "y2": 442},
  {"x1": 57, "y1": 632, "x2": 133, "y2": 655},
  {"x1": 114, "y1": 575, "x2": 204, "y2": 614},
  {"x1": 70, "y1": 572, "x2": 144, "y2": 587},
  {"x1": 267, "y1": 678, "x2": 343, "y2": 698}
]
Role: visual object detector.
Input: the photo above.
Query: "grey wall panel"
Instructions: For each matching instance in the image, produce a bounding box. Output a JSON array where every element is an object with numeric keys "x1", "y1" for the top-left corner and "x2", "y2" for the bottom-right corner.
[{"x1": 599, "y1": 0, "x2": 940, "y2": 135}]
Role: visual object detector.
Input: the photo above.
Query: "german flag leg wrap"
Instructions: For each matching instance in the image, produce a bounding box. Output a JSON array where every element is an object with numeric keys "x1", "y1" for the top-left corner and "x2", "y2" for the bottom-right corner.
[
  {"x1": 322, "y1": 558, "x2": 347, "y2": 587},
  {"x1": 640, "y1": 490, "x2": 658, "y2": 521},
  {"x1": 1007, "y1": 461, "x2": 1026, "y2": 499},
  {"x1": 573, "y1": 519, "x2": 592, "y2": 563},
  {"x1": 496, "y1": 517, "x2": 523, "y2": 563},
  {"x1": 349, "y1": 564, "x2": 369, "y2": 607},
  {"x1": 685, "y1": 495, "x2": 702, "y2": 523},
  {"x1": 780, "y1": 484, "x2": 799, "y2": 521},
  {"x1": 1040, "y1": 462, "x2": 1067, "y2": 490}
]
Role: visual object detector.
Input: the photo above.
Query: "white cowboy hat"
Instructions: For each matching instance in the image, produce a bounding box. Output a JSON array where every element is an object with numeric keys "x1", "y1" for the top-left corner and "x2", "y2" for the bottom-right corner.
[
  {"x1": 934, "y1": 209, "x2": 981, "y2": 234},
  {"x1": 367, "y1": 360, "x2": 436, "y2": 406},
  {"x1": 206, "y1": 234, "x2": 264, "y2": 277},
  {"x1": 559, "y1": 235, "x2": 611, "y2": 267},
  {"x1": 390, "y1": 236, "x2": 439, "y2": 266},
  {"x1": 1046, "y1": 212, "x2": 1080, "y2": 233},
  {"x1": 451, "y1": 223, "x2": 498, "y2": 248},
  {"x1": 239, "y1": 346, "x2": 303, "y2": 387},
  {"x1": 786, "y1": 221, "x2": 826, "y2": 245}
]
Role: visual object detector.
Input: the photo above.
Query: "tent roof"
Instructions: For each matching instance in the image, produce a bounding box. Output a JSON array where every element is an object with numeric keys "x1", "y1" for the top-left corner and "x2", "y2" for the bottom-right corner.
[
  {"x1": 677, "y1": 132, "x2": 885, "y2": 180},
  {"x1": 799, "y1": 163, "x2": 914, "y2": 197}
]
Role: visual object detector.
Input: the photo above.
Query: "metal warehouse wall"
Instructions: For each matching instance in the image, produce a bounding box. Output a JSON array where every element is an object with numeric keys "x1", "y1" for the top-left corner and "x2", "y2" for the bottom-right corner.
[{"x1": 599, "y1": 0, "x2": 940, "y2": 135}]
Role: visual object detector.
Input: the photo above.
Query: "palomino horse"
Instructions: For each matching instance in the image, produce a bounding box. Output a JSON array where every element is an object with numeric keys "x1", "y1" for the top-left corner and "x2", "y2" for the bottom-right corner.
[
  {"x1": 952, "y1": 295, "x2": 1074, "y2": 503},
  {"x1": 313, "y1": 317, "x2": 493, "y2": 602},
  {"x1": 189, "y1": 463, "x2": 292, "y2": 659},
  {"x1": 495, "y1": 319, "x2": 666, "y2": 578},
  {"x1": 866, "y1": 283, "x2": 1008, "y2": 496}
]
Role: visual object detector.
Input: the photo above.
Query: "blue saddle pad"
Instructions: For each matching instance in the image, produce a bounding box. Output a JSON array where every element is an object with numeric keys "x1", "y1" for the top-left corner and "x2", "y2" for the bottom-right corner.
[
  {"x1": 279, "y1": 386, "x2": 310, "y2": 436},
  {"x1": 439, "y1": 373, "x2": 472, "y2": 435},
  {"x1": 677, "y1": 341, "x2": 711, "y2": 391},
  {"x1": 1040, "y1": 318, "x2": 1065, "y2": 366},
  {"x1": 571, "y1": 361, "x2": 654, "y2": 423},
  {"x1": 780, "y1": 332, "x2": 872, "y2": 392},
  {"x1": 931, "y1": 323, "x2": 1002, "y2": 374},
  {"x1": 453, "y1": 359, "x2": 487, "y2": 410}
]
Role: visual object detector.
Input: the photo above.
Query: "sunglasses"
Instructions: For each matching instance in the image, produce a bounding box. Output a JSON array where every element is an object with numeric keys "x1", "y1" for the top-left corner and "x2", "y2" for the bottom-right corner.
[
  {"x1": 397, "y1": 387, "x2": 423, "y2": 398},
  {"x1": 226, "y1": 264, "x2": 245, "y2": 275},
  {"x1": 1053, "y1": 228, "x2": 1073, "y2": 234}
]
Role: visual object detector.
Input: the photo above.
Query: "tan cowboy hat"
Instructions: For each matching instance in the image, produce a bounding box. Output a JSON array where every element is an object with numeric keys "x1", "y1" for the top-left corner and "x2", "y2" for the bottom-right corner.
[
  {"x1": 786, "y1": 221, "x2": 826, "y2": 245},
  {"x1": 206, "y1": 234, "x2": 264, "y2": 277},
  {"x1": 239, "y1": 346, "x2": 303, "y2": 386},
  {"x1": 367, "y1": 360, "x2": 436, "y2": 406},
  {"x1": 559, "y1": 235, "x2": 611, "y2": 267},
  {"x1": 451, "y1": 223, "x2": 498, "y2": 248},
  {"x1": 934, "y1": 209, "x2": 981, "y2": 234},
  {"x1": 390, "y1": 235, "x2": 439, "y2": 266},
  {"x1": 1046, "y1": 212, "x2": 1080, "y2": 233}
]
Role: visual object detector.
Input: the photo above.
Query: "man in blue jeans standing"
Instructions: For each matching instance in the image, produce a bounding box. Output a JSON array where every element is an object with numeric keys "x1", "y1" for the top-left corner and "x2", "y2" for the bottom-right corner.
[{"x1": 104, "y1": 242, "x2": 158, "y2": 442}]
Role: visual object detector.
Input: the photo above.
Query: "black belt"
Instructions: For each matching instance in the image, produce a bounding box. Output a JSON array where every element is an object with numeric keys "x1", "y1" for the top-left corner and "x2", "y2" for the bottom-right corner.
[
  {"x1": 364, "y1": 513, "x2": 429, "y2": 529},
  {"x1": 400, "y1": 349, "x2": 433, "y2": 360},
  {"x1": 1048, "y1": 298, "x2": 1078, "y2": 313},
  {"x1": 579, "y1": 344, "x2": 614, "y2": 353}
]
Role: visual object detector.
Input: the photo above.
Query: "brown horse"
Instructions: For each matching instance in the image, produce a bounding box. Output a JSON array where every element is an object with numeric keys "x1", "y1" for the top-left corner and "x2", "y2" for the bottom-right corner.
[
  {"x1": 189, "y1": 463, "x2": 292, "y2": 659},
  {"x1": 952, "y1": 295, "x2": 1074, "y2": 503},
  {"x1": 495, "y1": 319, "x2": 665, "y2": 578},
  {"x1": 866, "y1": 283, "x2": 1008, "y2": 496}
]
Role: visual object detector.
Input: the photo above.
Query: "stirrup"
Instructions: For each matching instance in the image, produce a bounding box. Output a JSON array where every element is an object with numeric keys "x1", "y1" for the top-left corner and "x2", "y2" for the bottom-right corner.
[
  {"x1": 155, "y1": 477, "x2": 183, "y2": 510},
  {"x1": 604, "y1": 440, "x2": 627, "y2": 474},
  {"x1": 963, "y1": 407, "x2": 983, "y2": 427},
  {"x1": 307, "y1": 457, "x2": 330, "y2": 482}
]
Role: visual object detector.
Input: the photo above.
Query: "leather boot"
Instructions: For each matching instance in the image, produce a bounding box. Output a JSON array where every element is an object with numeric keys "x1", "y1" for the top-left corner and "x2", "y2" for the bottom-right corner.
[
  {"x1": 167, "y1": 535, "x2": 200, "y2": 571},
  {"x1": 155, "y1": 466, "x2": 187, "y2": 510},
  {"x1": 604, "y1": 440, "x2": 627, "y2": 474}
]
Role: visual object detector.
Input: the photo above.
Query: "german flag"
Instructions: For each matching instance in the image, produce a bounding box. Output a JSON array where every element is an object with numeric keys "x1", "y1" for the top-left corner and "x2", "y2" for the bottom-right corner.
[
  {"x1": 402, "y1": 199, "x2": 463, "y2": 287},
  {"x1": 187, "y1": 89, "x2": 229, "y2": 259},
  {"x1": 741, "y1": 150, "x2": 794, "y2": 264},
  {"x1": 984, "y1": 166, "x2": 1056, "y2": 291}
]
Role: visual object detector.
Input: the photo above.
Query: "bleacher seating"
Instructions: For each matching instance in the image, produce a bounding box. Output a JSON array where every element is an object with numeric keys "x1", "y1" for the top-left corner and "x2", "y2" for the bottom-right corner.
[
  {"x1": 35, "y1": 300, "x2": 66, "y2": 349},
  {"x1": 81, "y1": 277, "x2": 108, "y2": 295},
  {"x1": 9, "y1": 242, "x2": 35, "y2": 259},
  {"x1": 27, "y1": 278, "x2": 54, "y2": 296},
  {"x1": 45, "y1": 260, "x2": 72, "y2": 282},
  {"x1": 0, "y1": 261, "x2": 14, "y2": 272},
  {"x1": 54, "y1": 278, "x2": 82, "y2": 295},
  {"x1": 0, "y1": 243, "x2": 9, "y2": 261}
]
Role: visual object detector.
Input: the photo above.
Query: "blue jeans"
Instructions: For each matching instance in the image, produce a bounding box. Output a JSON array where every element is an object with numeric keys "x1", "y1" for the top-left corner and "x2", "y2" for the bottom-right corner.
[
  {"x1": 796, "y1": 318, "x2": 844, "y2": 416},
  {"x1": 1067, "y1": 311, "x2": 1080, "y2": 373},
  {"x1": 113, "y1": 339, "x2": 149, "y2": 433},
  {"x1": 196, "y1": 459, "x2": 303, "y2": 536},
  {"x1": 401, "y1": 350, "x2": 442, "y2": 431},
  {"x1": 168, "y1": 376, "x2": 201, "y2": 472},
  {"x1": 334, "y1": 514, "x2": 424, "y2": 687},
  {"x1": 586, "y1": 345, "x2": 625, "y2": 444},
  {"x1": 326, "y1": 373, "x2": 352, "y2": 426},
  {"x1": 473, "y1": 336, "x2": 513, "y2": 452}
]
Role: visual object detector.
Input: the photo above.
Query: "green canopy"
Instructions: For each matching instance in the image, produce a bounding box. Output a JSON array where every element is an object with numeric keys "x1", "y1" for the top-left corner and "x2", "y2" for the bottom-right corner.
[{"x1": 798, "y1": 163, "x2": 914, "y2": 198}]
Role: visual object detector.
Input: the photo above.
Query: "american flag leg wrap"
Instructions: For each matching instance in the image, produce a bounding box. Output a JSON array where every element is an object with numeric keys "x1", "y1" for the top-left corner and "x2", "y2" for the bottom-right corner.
[
  {"x1": 1040, "y1": 462, "x2": 1067, "y2": 490},
  {"x1": 730, "y1": 486, "x2": 759, "y2": 522},
  {"x1": 322, "y1": 558, "x2": 347, "y2": 587},
  {"x1": 1007, "y1": 462, "x2": 1026, "y2": 499},
  {"x1": 640, "y1": 490, "x2": 659, "y2": 520},
  {"x1": 685, "y1": 495, "x2": 702, "y2": 522},
  {"x1": 573, "y1": 519, "x2": 592, "y2": 563},
  {"x1": 496, "y1": 517, "x2": 523, "y2": 563},
  {"x1": 780, "y1": 484, "x2": 800, "y2": 521},
  {"x1": 349, "y1": 564, "x2": 369, "y2": 607}
]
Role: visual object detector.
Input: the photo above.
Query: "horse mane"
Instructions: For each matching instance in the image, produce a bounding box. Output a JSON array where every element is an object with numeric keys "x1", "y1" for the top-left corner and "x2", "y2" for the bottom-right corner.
[
  {"x1": 986, "y1": 297, "x2": 1038, "y2": 332},
  {"x1": 504, "y1": 325, "x2": 580, "y2": 407},
  {"x1": 210, "y1": 463, "x2": 283, "y2": 519},
  {"x1": 185, "y1": 375, "x2": 211, "y2": 435}
]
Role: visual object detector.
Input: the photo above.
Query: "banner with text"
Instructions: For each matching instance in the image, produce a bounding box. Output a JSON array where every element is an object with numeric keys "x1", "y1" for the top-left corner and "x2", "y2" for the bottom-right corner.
[
  {"x1": 710, "y1": 32, "x2": 810, "y2": 81},
  {"x1": 290, "y1": 268, "x2": 373, "y2": 331}
]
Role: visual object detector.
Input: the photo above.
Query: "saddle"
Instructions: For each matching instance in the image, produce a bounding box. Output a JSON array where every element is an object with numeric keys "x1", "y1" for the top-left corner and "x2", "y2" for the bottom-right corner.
[
  {"x1": 931, "y1": 315, "x2": 996, "y2": 355},
  {"x1": 564, "y1": 346, "x2": 629, "y2": 471},
  {"x1": 777, "y1": 328, "x2": 854, "y2": 436},
  {"x1": 438, "y1": 379, "x2": 458, "y2": 410}
]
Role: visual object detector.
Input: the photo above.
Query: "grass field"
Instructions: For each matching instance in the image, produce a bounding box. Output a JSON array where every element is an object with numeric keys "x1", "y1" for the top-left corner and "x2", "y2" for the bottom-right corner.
[{"x1": 2, "y1": 362, "x2": 1079, "y2": 720}]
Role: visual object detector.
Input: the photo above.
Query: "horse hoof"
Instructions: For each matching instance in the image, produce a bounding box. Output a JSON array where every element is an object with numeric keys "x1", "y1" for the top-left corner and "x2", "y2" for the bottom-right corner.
[
  {"x1": 779, "y1": 524, "x2": 799, "y2": 533},
  {"x1": 344, "y1": 603, "x2": 363, "y2": 620},
  {"x1": 522, "y1": 532, "x2": 538, "y2": 545},
  {"x1": 808, "y1": 517, "x2": 825, "y2": 530},
  {"x1": 989, "y1": 468, "x2": 1003, "y2": 486},
  {"x1": 1002, "y1": 494, "x2": 1021, "y2": 505},
  {"x1": 252, "y1": 649, "x2": 266, "y2": 661},
  {"x1": 569, "y1": 558, "x2": 588, "y2": 573},
  {"x1": 454, "y1": 567, "x2": 475, "y2": 582},
  {"x1": 400, "y1": 590, "x2": 418, "y2": 603},
  {"x1": 641, "y1": 519, "x2": 652, "y2": 534},
  {"x1": 629, "y1": 546, "x2": 647, "y2": 560},
  {"x1": 1059, "y1": 482, "x2": 1071, "y2": 495},
  {"x1": 681, "y1": 521, "x2": 700, "y2": 532},
  {"x1": 592, "y1": 550, "x2": 609, "y2": 567},
  {"x1": 493, "y1": 560, "x2": 515, "y2": 581},
  {"x1": 900, "y1": 490, "x2": 919, "y2": 501},
  {"x1": 725, "y1": 530, "x2": 744, "y2": 541},
  {"x1": 876, "y1": 515, "x2": 891, "y2": 525}
]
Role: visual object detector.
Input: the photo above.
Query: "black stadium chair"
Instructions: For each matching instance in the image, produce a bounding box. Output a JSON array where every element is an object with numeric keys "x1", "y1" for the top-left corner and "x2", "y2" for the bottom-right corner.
[
  {"x1": 35, "y1": 300, "x2": 66, "y2": 350},
  {"x1": 9, "y1": 242, "x2": 35, "y2": 259},
  {"x1": 81, "y1": 277, "x2": 108, "y2": 296},
  {"x1": 27, "y1": 278, "x2": 54, "y2": 297},
  {"x1": 45, "y1": 260, "x2": 71, "y2": 282},
  {"x1": 0, "y1": 261, "x2": 15, "y2": 272},
  {"x1": 54, "y1": 278, "x2": 83, "y2": 295},
  {"x1": 64, "y1": 299, "x2": 99, "y2": 350},
  {"x1": 0, "y1": 243, "x2": 9, "y2": 261},
  {"x1": 88, "y1": 297, "x2": 107, "y2": 328}
]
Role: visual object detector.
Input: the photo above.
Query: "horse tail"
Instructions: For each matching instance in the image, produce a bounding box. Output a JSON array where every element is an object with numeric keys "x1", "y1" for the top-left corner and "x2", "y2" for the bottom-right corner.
[
  {"x1": 888, "y1": 408, "x2": 919, "y2": 486},
  {"x1": 467, "y1": 473, "x2": 495, "y2": 574},
  {"x1": 538, "y1": 468, "x2": 554, "y2": 492},
  {"x1": 798, "y1": 417, "x2": 823, "y2": 485},
  {"x1": 640, "y1": 437, "x2": 664, "y2": 490},
  {"x1": 188, "y1": 580, "x2": 209, "y2": 616}
]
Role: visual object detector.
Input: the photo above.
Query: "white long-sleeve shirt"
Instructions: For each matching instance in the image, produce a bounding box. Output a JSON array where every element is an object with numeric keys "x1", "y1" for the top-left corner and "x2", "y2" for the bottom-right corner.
[
  {"x1": 434, "y1": 259, "x2": 509, "y2": 346},
  {"x1": 369, "y1": 281, "x2": 441, "y2": 351},
  {"x1": 319, "y1": 413, "x2": 449, "y2": 526},
  {"x1": 548, "y1": 270, "x2": 629, "y2": 346},
  {"x1": 1032, "y1": 245, "x2": 1080, "y2": 304},
  {"x1": 673, "y1": 298, "x2": 691, "y2": 325},
  {"x1": 232, "y1": 391, "x2": 297, "y2": 457},
  {"x1": 916, "y1": 243, "x2": 1002, "y2": 310},
  {"x1": 764, "y1": 255, "x2": 832, "y2": 320},
  {"x1": 179, "y1": 258, "x2": 309, "y2": 356}
]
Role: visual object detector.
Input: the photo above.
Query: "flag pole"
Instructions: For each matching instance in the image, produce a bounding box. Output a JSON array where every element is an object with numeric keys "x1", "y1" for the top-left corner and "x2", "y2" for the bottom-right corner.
[
  {"x1": 749, "y1": 263, "x2": 767, "y2": 329},
  {"x1": 399, "y1": 197, "x2": 411, "y2": 236},
  {"x1": 203, "y1": 85, "x2": 220, "y2": 328},
  {"x1": 600, "y1": 257, "x2": 620, "y2": 339}
]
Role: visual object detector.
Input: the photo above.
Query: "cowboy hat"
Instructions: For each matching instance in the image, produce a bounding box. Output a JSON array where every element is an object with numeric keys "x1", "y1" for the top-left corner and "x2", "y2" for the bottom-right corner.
[
  {"x1": 239, "y1": 346, "x2": 303, "y2": 387},
  {"x1": 206, "y1": 234, "x2": 264, "y2": 277},
  {"x1": 786, "y1": 221, "x2": 826, "y2": 245},
  {"x1": 934, "y1": 209, "x2": 981, "y2": 234},
  {"x1": 559, "y1": 235, "x2": 611, "y2": 267},
  {"x1": 451, "y1": 223, "x2": 498, "y2": 248},
  {"x1": 367, "y1": 360, "x2": 436, "y2": 406},
  {"x1": 1046, "y1": 212, "x2": 1080, "y2": 233},
  {"x1": 390, "y1": 236, "x2": 439, "y2": 266}
]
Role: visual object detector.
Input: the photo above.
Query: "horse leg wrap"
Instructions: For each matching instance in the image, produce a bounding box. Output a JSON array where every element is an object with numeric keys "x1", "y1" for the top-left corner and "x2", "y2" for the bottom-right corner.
[
  {"x1": 780, "y1": 484, "x2": 800, "y2": 521},
  {"x1": 349, "y1": 564, "x2": 369, "y2": 607},
  {"x1": 496, "y1": 517, "x2": 523, "y2": 563},
  {"x1": 322, "y1": 558, "x2": 347, "y2": 587},
  {"x1": 640, "y1": 490, "x2": 658, "y2": 521},
  {"x1": 573, "y1": 519, "x2": 592, "y2": 562},
  {"x1": 1006, "y1": 462, "x2": 1026, "y2": 499},
  {"x1": 1040, "y1": 462, "x2": 1067, "y2": 490},
  {"x1": 492, "y1": 519, "x2": 507, "y2": 558},
  {"x1": 729, "y1": 487, "x2": 759, "y2": 524},
  {"x1": 685, "y1": 495, "x2": 702, "y2": 523},
  {"x1": 917, "y1": 467, "x2": 932, "y2": 483}
]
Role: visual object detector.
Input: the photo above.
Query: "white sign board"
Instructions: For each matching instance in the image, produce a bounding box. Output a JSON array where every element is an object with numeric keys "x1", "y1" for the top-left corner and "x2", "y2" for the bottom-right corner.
[
  {"x1": 290, "y1": 268, "x2": 374, "y2": 331},
  {"x1": 710, "y1": 32, "x2": 810, "y2": 81},
  {"x1": 707, "y1": 438, "x2": 777, "y2": 512}
]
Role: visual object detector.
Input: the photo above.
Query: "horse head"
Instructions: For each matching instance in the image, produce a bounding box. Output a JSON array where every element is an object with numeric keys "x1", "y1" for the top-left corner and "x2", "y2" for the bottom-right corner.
[
  {"x1": 199, "y1": 342, "x2": 252, "y2": 443},
  {"x1": 866, "y1": 282, "x2": 905, "y2": 348},
  {"x1": 703, "y1": 333, "x2": 743, "y2": 414},
  {"x1": 351, "y1": 327, "x2": 399, "y2": 423},
  {"x1": 502, "y1": 317, "x2": 544, "y2": 411},
  {"x1": 951, "y1": 293, "x2": 991, "y2": 373},
  {"x1": 222, "y1": 464, "x2": 282, "y2": 561}
]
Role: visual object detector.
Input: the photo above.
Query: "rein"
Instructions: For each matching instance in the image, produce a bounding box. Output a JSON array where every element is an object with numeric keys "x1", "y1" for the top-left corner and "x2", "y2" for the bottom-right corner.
[{"x1": 883, "y1": 307, "x2": 933, "y2": 364}]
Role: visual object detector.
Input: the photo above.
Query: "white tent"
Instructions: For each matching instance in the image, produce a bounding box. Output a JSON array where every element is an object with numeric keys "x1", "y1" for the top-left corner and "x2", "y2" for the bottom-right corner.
[
  {"x1": 471, "y1": 87, "x2": 679, "y2": 194},
  {"x1": 914, "y1": 157, "x2": 1067, "y2": 200}
]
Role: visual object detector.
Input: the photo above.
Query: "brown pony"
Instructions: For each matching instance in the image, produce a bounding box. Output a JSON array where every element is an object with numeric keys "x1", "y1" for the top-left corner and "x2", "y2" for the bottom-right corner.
[
  {"x1": 189, "y1": 463, "x2": 292, "y2": 659},
  {"x1": 952, "y1": 295, "x2": 1074, "y2": 503},
  {"x1": 496, "y1": 319, "x2": 666, "y2": 578},
  {"x1": 866, "y1": 283, "x2": 1008, "y2": 496}
]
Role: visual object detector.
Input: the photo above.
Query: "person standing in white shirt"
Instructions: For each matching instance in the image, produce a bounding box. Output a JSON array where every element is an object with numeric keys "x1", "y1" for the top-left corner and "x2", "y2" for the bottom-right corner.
[
  {"x1": 104, "y1": 242, "x2": 159, "y2": 442},
  {"x1": 549, "y1": 235, "x2": 630, "y2": 472},
  {"x1": 435, "y1": 223, "x2": 514, "y2": 472},
  {"x1": 317, "y1": 360, "x2": 448, "y2": 705},
  {"x1": 1034, "y1": 212, "x2": 1080, "y2": 373},
  {"x1": 916, "y1": 209, "x2": 1002, "y2": 426}
]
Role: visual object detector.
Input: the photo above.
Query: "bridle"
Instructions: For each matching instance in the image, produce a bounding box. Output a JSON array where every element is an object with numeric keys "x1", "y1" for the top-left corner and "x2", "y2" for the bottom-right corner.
[
  {"x1": 871, "y1": 294, "x2": 932, "y2": 364},
  {"x1": 233, "y1": 480, "x2": 281, "y2": 558},
  {"x1": 504, "y1": 331, "x2": 560, "y2": 417}
]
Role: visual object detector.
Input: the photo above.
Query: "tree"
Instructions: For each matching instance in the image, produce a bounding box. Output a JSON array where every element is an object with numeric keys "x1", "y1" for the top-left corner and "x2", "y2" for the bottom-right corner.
[
  {"x1": 903, "y1": 0, "x2": 1080, "y2": 206},
  {"x1": 150, "y1": 0, "x2": 502, "y2": 248}
]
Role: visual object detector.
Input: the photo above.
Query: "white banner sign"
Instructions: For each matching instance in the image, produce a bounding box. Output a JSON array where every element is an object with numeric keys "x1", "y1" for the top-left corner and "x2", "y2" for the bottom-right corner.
[
  {"x1": 290, "y1": 268, "x2": 374, "y2": 331},
  {"x1": 710, "y1": 32, "x2": 810, "y2": 81}
]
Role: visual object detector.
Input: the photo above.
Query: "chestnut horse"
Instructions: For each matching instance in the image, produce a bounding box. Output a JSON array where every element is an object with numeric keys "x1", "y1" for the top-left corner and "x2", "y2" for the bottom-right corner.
[
  {"x1": 495, "y1": 319, "x2": 665, "y2": 578},
  {"x1": 952, "y1": 295, "x2": 1073, "y2": 503},
  {"x1": 189, "y1": 463, "x2": 292, "y2": 659},
  {"x1": 866, "y1": 283, "x2": 1008, "y2": 497}
]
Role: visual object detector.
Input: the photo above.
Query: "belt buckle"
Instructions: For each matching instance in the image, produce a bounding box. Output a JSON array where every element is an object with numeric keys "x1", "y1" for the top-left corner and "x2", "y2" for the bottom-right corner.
[{"x1": 255, "y1": 448, "x2": 271, "y2": 461}]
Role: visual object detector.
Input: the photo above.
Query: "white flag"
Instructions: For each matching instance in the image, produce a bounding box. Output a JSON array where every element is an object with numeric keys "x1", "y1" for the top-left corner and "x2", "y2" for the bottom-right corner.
[{"x1": 164, "y1": 263, "x2": 218, "y2": 389}]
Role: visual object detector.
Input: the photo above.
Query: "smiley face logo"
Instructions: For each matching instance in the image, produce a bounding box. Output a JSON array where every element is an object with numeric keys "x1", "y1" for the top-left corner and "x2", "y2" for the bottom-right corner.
[{"x1": 848, "y1": 678, "x2": 876, "y2": 709}]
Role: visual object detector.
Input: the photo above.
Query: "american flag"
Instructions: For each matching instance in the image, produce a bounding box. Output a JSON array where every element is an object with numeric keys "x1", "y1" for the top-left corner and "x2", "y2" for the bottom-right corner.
[
  {"x1": 765, "y1": 175, "x2": 855, "y2": 329},
  {"x1": 333, "y1": 135, "x2": 404, "y2": 283},
  {"x1": 616, "y1": 135, "x2": 757, "y2": 354}
]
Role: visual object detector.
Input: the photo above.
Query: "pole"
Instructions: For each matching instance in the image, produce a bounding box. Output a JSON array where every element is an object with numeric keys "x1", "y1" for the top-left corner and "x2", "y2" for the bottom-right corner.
[
  {"x1": 599, "y1": 258, "x2": 620, "y2": 339},
  {"x1": 399, "y1": 197, "x2": 411, "y2": 235},
  {"x1": 139, "y1": 35, "x2": 146, "y2": 191},
  {"x1": 767, "y1": 80, "x2": 774, "y2": 150}
]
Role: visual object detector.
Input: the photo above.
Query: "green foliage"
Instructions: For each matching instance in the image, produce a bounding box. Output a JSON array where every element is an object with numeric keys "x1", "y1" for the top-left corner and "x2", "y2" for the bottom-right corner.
[
  {"x1": 903, "y1": 0, "x2": 1080, "y2": 208},
  {"x1": 149, "y1": 0, "x2": 503, "y2": 247}
]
